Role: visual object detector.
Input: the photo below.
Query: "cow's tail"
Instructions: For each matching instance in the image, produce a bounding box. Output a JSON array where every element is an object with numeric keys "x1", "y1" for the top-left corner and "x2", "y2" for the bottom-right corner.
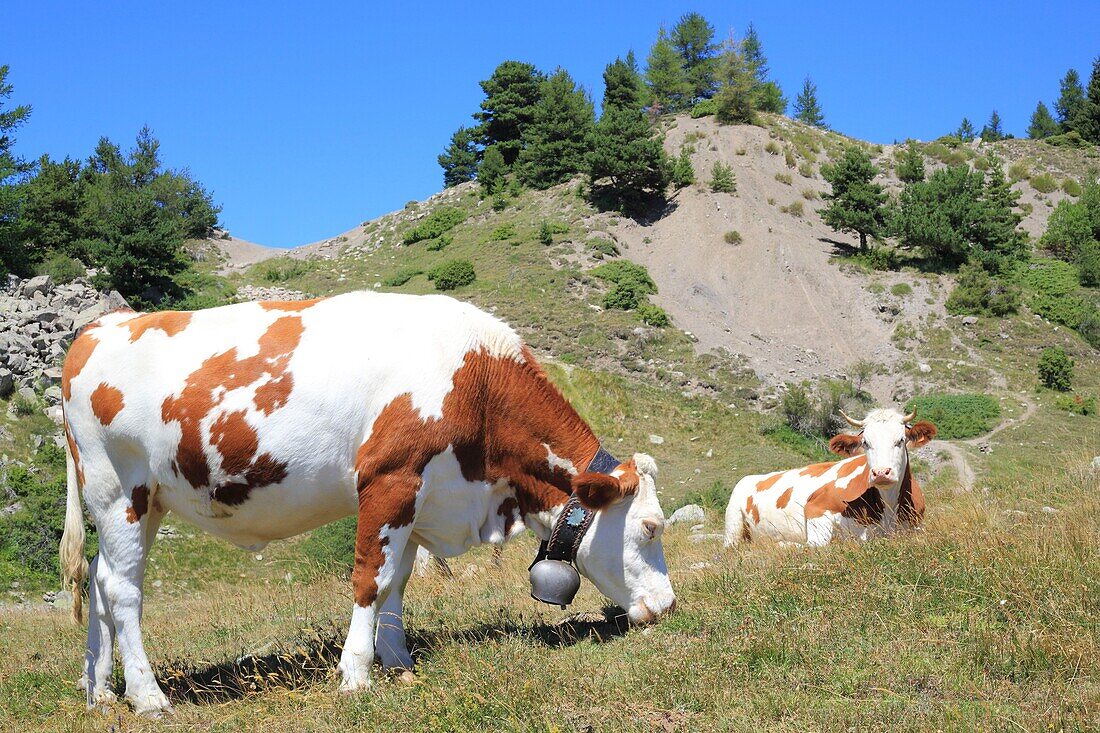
[{"x1": 59, "y1": 423, "x2": 88, "y2": 625}]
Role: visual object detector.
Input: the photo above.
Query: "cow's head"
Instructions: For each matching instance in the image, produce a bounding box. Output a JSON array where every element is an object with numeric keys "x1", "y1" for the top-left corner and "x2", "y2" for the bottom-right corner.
[
  {"x1": 829, "y1": 408, "x2": 937, "y2": 488},
  {"x1": 570, "y1": 454, "x2": 676, "y2": 624}
]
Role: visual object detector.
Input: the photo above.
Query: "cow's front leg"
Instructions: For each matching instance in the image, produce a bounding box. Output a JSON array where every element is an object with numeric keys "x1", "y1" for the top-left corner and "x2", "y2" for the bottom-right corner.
[
  {"x1": 804, "y1": 514, "x2": 837, "y2": 547},
  {"x1": 337, "y1": 473, "x2": 419, "y2": 692},
  {"x1": 375, "y1": 540, "x2": 418, "y2": 673}
]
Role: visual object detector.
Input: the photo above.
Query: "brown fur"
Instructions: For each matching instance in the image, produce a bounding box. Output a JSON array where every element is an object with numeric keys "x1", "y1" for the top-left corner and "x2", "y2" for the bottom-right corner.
[
  {"x1": 161, "y1": 315, "x2": 302, "y2": 496},
  {"x1": 574, "y1": 473, "x2": 625, "y2": 510},
  {"x1": 775, "y1": 487, "x2": 793, "y2": 509},
  {"x1": 799, "y1": 461, "x2": 836, "y2": 478},
  {"x1": 258, "y1": 298, "x2": 324, "y2": 312},
  {"x1": 745, "y1": 494, "x2": 760, "y2": 523},
  {"x1": 828, "y1": 433, "x2": 862, "y2": 457},
  {"x1": 61, "y1": 328, "x2": 100, "y2": 401},
  {"x1": 126, "y1": 311, "x2": 192, "y2": 342},
  {"x1": 125, "y1": 485, "x2": 149, "y2": 524},
  {"x1": 755, "y1": 473, "x2": 783, "y2": 492},
  {"x1": 804, "y1": 456, "x2": 870, "y2": 520},
  {"x1": 90, "y1": 383, "x2": 125, "y2": 426},
  {"x1": 64, "y1": 422, "x2": 85, "y2": 489},
  {"x1": 906, "y1": 420, "x2": 937, "y2": 448}
]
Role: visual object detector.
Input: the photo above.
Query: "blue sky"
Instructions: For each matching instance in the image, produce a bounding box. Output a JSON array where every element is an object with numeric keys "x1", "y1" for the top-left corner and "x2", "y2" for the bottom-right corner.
[{"x1": 6, "y1": 1, "x2": 1098, "y2": 248}]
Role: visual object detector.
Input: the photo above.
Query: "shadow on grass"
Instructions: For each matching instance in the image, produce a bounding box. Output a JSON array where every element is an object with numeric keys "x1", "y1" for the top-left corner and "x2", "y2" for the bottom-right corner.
[{"x1": 153, "y1": 606, "x2": 630, "y2": 705}]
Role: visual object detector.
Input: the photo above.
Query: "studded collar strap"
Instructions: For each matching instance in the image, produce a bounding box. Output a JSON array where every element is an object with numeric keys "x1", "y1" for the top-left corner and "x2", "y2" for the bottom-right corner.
[{"x1": 532, "y1": 444, "x2": 619, "y2": 567}]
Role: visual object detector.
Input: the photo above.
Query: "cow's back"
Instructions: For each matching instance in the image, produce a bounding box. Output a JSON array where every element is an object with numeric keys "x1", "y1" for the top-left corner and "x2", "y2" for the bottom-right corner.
[{"x1": 62, "y1": 291, "x2": 525, "y2": 546}]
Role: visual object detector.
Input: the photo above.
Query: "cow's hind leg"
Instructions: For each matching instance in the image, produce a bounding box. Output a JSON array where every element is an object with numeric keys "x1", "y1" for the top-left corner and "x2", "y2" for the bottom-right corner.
[
  {"x1": 375, "y1": 539, "x2": 418, "y2": 673},
  {"x1": 87, "y1": 479, "x2": 170, "y2": 716},
  {"x1": 338, "y1": 473, "x2": 419, "y2": 692},
  {"x1": 83, "y1": 553, "x2": 116, "y2": 708}
]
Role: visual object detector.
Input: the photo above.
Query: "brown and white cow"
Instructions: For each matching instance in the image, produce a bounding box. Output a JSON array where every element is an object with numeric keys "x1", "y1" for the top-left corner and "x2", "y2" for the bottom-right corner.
[
  {"x1": 724, "y1": 408, "x2": 936, "y2": 547},
  {"x1": 58, "y1": 292, "x2": 676, "y2": 715}
]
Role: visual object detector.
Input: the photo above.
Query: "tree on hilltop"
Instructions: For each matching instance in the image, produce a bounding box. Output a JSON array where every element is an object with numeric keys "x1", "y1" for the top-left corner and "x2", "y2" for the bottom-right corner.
[
  {"x1": 438, "y1": 125, "x2": 480, "y2": 188},
  {"x1": 1027, "y1": 101, "x2": 1060, "y2": 139},
  {"x1": 1055, "y1": 68, "x2": 1085, "y2": 133},
  {"x1": 645, "y1": 28, "x2": 691, "y2": 113},
  {"x1": 516, "y1": 69, "x2": 595, "y2": 189},
  {"x1": 896, "y1": 142, "x2": 926, "y2": 184},
  {"x1": 980, "y1": 110, "x2": 1004, "y2": 142},
  {"x1": 602, "y1": 51, "x2": 647, "y2": 112},
  {"x1": 1075, "y1": 56, "x2": 1100, "y2": 143},
  {"x1": 793, "y1": 76, "x2": 825, "y2": 128},
  {"x1": 0, "y1": 64, "x2": 32, "y2": 276},
  {"x1": 587, "y1": 103, "x2": 668, "y2": 212},
  {"x1": 713, "y1": 35, "x2": 755, "y2": 125},
  {"x1": 669, "y1": 12, "x2": 719, "y2": 103},
  {"x1": 474, "y1": 61, "x2": 544, "y2": 167},
  {"x1": 956, "y1": 117, "x2": 976, "y2": 142},
  {"x1": 742, "y1": 23, "x2": 786, "y2": 114},
  {"x1": 820, "y1": 146, "x2": 886, "y2": 250}
]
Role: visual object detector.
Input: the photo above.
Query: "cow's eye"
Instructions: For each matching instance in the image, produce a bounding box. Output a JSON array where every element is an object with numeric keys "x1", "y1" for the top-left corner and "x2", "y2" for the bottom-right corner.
[{"x1": 861, "y1": 439, "x2": 869, "y2": 449}]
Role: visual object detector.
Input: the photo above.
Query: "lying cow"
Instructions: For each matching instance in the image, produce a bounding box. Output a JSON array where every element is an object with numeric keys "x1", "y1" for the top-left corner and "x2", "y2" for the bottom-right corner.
[
  {"x1": 724, "y1": 408, "x2": 936, "y2": 547},
  {"x1": 59, "y1": 292, "x2": 676, "y2": 715}
]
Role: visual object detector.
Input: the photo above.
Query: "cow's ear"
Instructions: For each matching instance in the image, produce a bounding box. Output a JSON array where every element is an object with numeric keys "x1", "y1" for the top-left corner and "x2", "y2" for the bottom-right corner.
[
  {"x1": 573, "y1": 473, "x2": 625, "y2": 511},
  {"x1": 906, "y1": 420, "x2": 937, "y2": 448},
  {"x1": 829, "y1": 433, "x2": 862, "y2": 457}
]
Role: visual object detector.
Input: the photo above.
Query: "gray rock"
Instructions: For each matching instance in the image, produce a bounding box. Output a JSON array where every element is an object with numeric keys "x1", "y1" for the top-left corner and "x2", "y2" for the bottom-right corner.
[
  {"x1": 43, "y1": 386, "x2": 63, "y2": 405},
  {"x1": 667, "y1": 504, "x2": 706, "y2": 526},
  {"x1": 106, "y1": 291, "x2": 129, "y2": 311},
  {"x1": 918, "y1": 363, "x2": 932, "y2": 373},
  {"x1": 1, "y1": 502, "x2": 22, "y2": 517},
  {"x1": 40, "y1": 367, "x2": 62, "y2": 384},
  {"x1": 19, "y1": 274, "x2": 54, "y2": 298},
  {"x1": 0, "y1": 368, "x2": 12, "y2": 398},
  {"x1": 1091, "y1": 456, "x2": 1100, "y2": 473},
  {"x1": 961, "y1": 316, "x2": 979, "y2": 326},
  {"x1": 52, "y1": 589, "x2": 73, "y2": 610},
  {"x1": 689, "y1": 533, "x2": 725, "y2": 543},
  {"x1": 648, "y1": 434, "x2": 665, "y2": 445},
  {"x1": 15, "y1": 386, "x2": 35, "y2": 403},
  {"x1": 44, "y1": 404, "x2": 64, "y2": 425}
]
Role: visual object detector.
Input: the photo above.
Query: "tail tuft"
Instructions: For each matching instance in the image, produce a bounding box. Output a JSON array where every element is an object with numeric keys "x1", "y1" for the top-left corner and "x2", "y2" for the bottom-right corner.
[{"x1": 59, "y1": 427, "x2": 87, "y2": 625}]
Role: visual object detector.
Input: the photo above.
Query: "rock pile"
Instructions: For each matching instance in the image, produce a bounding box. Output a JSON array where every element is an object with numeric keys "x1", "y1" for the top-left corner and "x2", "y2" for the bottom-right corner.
[{"x1": 0, "y1": 274, "x2": 128, "y2": 401}]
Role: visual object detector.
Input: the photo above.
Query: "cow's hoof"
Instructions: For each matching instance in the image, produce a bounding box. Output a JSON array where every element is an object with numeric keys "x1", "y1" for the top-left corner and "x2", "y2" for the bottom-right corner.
[
  {"x1": 396, "y1": 670, "x2": 418, "y2": 686},
  {"x1": 336, "y1": 662, "x2": 372, "y2": 694},
  {"x1": 129, "y1": 690, "x2": 174, "y2": 718},
  {"x1": 88, "y1": 688, "x2": 117, "y2": 713},
  {"x1": 379, "y1": 651, "x2": 415, "y2": 673}
]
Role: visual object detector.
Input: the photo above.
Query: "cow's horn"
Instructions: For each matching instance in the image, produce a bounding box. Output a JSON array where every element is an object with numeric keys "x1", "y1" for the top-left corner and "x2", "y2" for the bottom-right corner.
[
  {"x1": 839, "y1": 409, "x2": 864, "y2": 428},
  {"x1": 903, "y1": 408, "x2": 917, "y2": 423}
]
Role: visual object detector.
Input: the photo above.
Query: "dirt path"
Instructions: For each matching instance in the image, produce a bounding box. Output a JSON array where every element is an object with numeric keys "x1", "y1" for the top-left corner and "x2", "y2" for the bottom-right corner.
[{"x1": 926, "y1": 394, "x2": 1037, "y2": 491}]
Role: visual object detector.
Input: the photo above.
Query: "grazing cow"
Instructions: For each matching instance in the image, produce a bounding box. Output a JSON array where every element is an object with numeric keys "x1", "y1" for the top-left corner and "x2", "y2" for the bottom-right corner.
[
  {"x1": 724, "y1": 408, "x2": 936, "y2": 547},
  {"x1": 58, "y1": 292, "x2": 676, "y2": 715}
]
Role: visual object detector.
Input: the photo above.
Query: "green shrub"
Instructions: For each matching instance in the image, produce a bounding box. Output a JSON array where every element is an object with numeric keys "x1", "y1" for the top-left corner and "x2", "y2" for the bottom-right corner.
[
  {"x1": 426, "y1": 259, "x2": 476, "y2": 291},
  {"x1": 589, "y1": 238, "x2": 619, "y2": 257},
  {"x1": 774, "y1": 172, "x2": 793, "y2": 185},
  {"x1": 1021, "y1": 259, "x2": 1098, "y2": 331},
  {"x1": 382, "y1": 268, "x2": 423, "y2": 287},
  {"x1": 1040, "y1": 200, "x2": 1094, "y2": 261},
  {"x1": 258, "y1": 257, "x2": 311, "y2": 284},
  {"x1": 723, "y1": 230, "x2": 743, "y2": 245},
  {"x1": 670, "y1": 149, "x2": 695, "y2": 188},
  {"x1": 1030, "y1": 173, "x2": 1057, "y2": 194},
  {"x1": 490, "y1": 223, "x2": 517, "y2": 241},
  {"x1": 35, "y1": 253, "x2": 86, "y2": 284},
  {"x1": 764, "y1": 141, "x2": 781, "y2": 155},
  {"x1": 780, "y1": 200, "x2": 804, "y2": 217},
  {"x1": 903, "y1": 394, "x2": 1000, "y2": 439},
  {"x1": 1054, "y1": 393, "x2": 1096, "y2": 415},
  {"x1": 781, "y1": 379, "x2": 866, "y2": 439},
  {"x1": 538, "y1": 222, "x2": 554, "y2": 245},
  {"x1": 1043, "y1": 131, "x2": 1090, "y2": 148},
  {"x1": 946, "y1": 261, "x2": 1019, "y2": 316},
  {"x1": 1063, "y1": 179, "x2": 1083, "y2": 197},
  {"x1": 404, "y1": 207, "x2": 467, "y2": 245},
  {"x1": 591, "y1": 261, "x2": 656, "y2": 294},
  {"x1": 491, "y1": 194, "x2": 508, "y2": 212},
  {"x1": 603, "y1": 282, "x2": 641, "y2": 310},
  {"x1": 801, "y1": 188, "x2": 819, "y2": 200},
  {"x1": 676, "y1": 480, "x2": 730, "y2": 511},
  {"x1": 1007, "y1": 161, "x2": 1030, "y2": 182},
  {"x1": 426, "y1": 232, "x2": 452, "y2": 251},
  {"x1": 890, "y1": 282, "x2": 913, "y2": 297},
  {"x1": 12, "y1": 393, "x2": 37, "y2": 417},
  {"x1": 784, "y1": 147, "x2": 797, "y2": 168},
  {"x1": 709, "y1": 161, "x2": 736, "y2": 193},
  {"x1": 1077, "y1": 240, "x2": 1100, "y2": 287},
  {"x1": 1038, "y1": 347, "x2": 1073, "y2": 391},
  {"x1": 690, "y1": 99, "x2": 718, "y2": 118},
  {"x1": 851, "y1": 247, "x2": 900, "y2": 271},
  {"x1": 637, "y1": 303, "x2": 670, "y2": 327}
]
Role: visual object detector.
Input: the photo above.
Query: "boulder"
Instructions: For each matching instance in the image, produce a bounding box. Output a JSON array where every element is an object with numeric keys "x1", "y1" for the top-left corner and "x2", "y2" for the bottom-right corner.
[
  {"x1": 19, "y1": 274, "x2": 53, "y2": 298},
  {"x1": 667, "y1": 504, "x2": 706, "y2": 526},
  {"x1": 0, "y1": 368, "x2": 12, "y2": 398}
]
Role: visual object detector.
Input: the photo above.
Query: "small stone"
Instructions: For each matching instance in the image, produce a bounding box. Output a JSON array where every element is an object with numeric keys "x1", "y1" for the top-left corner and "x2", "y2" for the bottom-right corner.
[
  {"x1": 688, "y1": 562, "x2": 712, "y2": 571},
  {"x1": 45, "y1": 405, "x2": 64, "y2": 425},
  {"x1": 689, "y1": 533, "x2": 725, "y2": 543},
  {"x1": 1041, "y1": 506, "x2": 1057, "y2": 514},
  {"x1": 961, "y1": 316, "x2": 978, "y2": 326},
  {"x1": 1090, "y1": 456, "x2": 1100, "y2": 473},
  {"x1": 918, "y1": 363, "x2": 932, "y2": 373},
  {"x1": 667, "y1": 504, "x2": 705, "y2": 526},
  {"x1": 689, "y1": 524, "x2": 705, "y2": 533},
  {"x1": 52, "y1": 589, "x2": 74, "y2": 609},
  {"x1": 648, "y1": 434, "x2": 664, "y2": 445}
]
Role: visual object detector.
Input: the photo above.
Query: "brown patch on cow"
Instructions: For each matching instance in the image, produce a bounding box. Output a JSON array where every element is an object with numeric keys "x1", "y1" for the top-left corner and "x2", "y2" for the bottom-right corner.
[
  {"x1": 497, "y1": 496, "x2": 521, "y2": 536},
  {"x1": 161, "y1": 316, "x2": 302, "y2": 501},
  {"x1": 125, "y1": 485, "x2": 149, "y2": 524},
  {"x1": 126, "y1": 311, "x2": 192, "y2": 342},
  {"x1": 898, "y1": 465, "x2": 925, "y2": 527},
  {"x1": 805, "y1": 457, "x2": 874, "y2": 522},
  {"x1": 349, "y1": 347, "x2": 602, "y2": 607},
  {"x1": 61, "y1": 328, "x2": 101, "y2": 401},
  {"x1": 836, "y1": 457, "x2": 865, "y2": 479},
  {"x1": 755, "y1": 472, "x2": 783, "y2": 492},
  {"x1": 745, "y1": 495, "x2": 760, "y2": 523},
  {"x1": 799, "y1": 461, "x2": 837, "y2": 478},
  {"x1": 573, "y1": 472, "x2": 625, "y2": 510},
  {"x1": 258, "y1": 298, "x2": 324, "y2": 312},
  {"x1": 253, "y1": 373, "x2": 294, "y2": 415},
  {"x1": 775, "y1": 487, "x2": 793, "y2": 509},
  {"x1": 906, "y1": 420, "x2": 937, "y2": 448},
  {"x1": 828, "y1": 433, "x2": 862, "y2": 457},
  {"x1": 90, "y1": 383, "x2": 125, "y2": 425}
]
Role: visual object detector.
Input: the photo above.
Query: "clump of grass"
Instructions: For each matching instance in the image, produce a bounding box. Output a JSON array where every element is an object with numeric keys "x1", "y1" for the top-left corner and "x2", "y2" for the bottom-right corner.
[
  {"x1": 724, "y1": 230, "x2": 743, "y2": 245},
  {"x1": 426, "y1": 232, "x2": 453, "y2": 251},
  {"x1": 735, "y1": 147, "x2": 747, "y2": 156},
  {"x1": 904, "y1": 394, "x2": 1000, "y2": 438},
  {"x1": 774, "y1": 172, "x2": 793, "y2": 186},
  {"x1": 801, "y1": 188, "x2": 819, "y2": 200},
  {"x1": 490, "y1": 223, "x2": 517, "y2": 241},
  {"x1": 382, "y1": 268, "x2": 423, "y2": 287},
  {"x1": 783, "y1": 147, "x2": 796, "y2": 168},
  {"x1": 764, "y1": 140, "x2": 781, "y2": 155},
  {"x1": 257, "y1": 257, "x2": 311, "y2": 284},
  {"x1": 588, "y1": 238, "x2": 619, "y2": 257},
  {"x1": 779, "y1": 200, "x2": 804, "y2": 217},
  {"x1": 798, "y1": 161, "x2": 815, "y2": 177},
  {"x1": 1062, "y1": 179, "x2": 1082, "y2": 197},
  {"x1": 1030, "y1": 173, "x2": 1057, "y2": 194},
  {"x1": 890, "y1": 282, "x2": 913, "y2": 297},
  {"x1": 426, "y1": 259, "x2": 476, "y2": 291},
  {"x1": 403, "y1": 207, "x2": 467, "y2": 245},
  {"x1": 12, "y1": 393, "x2": 37, "y2": 417},
  {"x1": 1008, "y1": 161, "x2": 1031, "y2": 182}
]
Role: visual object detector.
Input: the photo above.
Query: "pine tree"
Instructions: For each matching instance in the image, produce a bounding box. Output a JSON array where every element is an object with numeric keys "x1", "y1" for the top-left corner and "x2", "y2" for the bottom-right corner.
[
  {"x1": 587, "y1": 105, "x2": 669, "y2": 211},
  {"x1": 820, "y1": 146, "x2": 887, "y2": 250},
  {"x1": 645, "y1": 28, "x2": 691, "y2": 113},
  {"x1": 897, "y1": 142, "x2": 926, "y2": 184},
  {"x1": 793, "y1": 77, "x2": 825, "y2": 128},
  {"x1": 1027, "y1": 101, "x2": 1060, "y2": 139},
  {"x1": 741, "y1": 23, "x2": 785, "y2": 114},
  {"x1": 956, "y1": 118, "x2": 976, "y2": 142},
  {"x1": 713, "y1": 36, "x2": 755, "y2": 125},
  {"x1": 0, "y1": 65, "x2": 32, "y2": 276},
  {"x1": 1076, "y1": 56, "x2": 1100, "y2": 144},
  {"x1": 477, "y1": 145, "x2": 507, "y2": 195},
  {"x1": 980, "y1": 110, "x2": 1004, "y2": 142},
  {"x1": 516, "y1": 69, "x2": 595, "y2": 189},
  {"x1": 670, "y1": 148, "x2": 695, "y2": 188},
  {"x1": 437, "y1": 125, "x2": 480, "y2": 188},
  {"x1": 1055, "y1": 68, "x2": 1085, "y2": 132},
  {"x1": 669, "y1": 12, "x2": 719, "y2": 102},
  {"x1": 20, "y1": 155, "x2": 86, "y2": 259},
  {"x1": 474, "y1": 61, "x2": 544, "y2": 166},
  {"x1": 974, "y1": 155, "x2": 1028, "y2": 271},
  {"x1": 602, "y1": 52, "x2": 647, "y2": 112}
]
